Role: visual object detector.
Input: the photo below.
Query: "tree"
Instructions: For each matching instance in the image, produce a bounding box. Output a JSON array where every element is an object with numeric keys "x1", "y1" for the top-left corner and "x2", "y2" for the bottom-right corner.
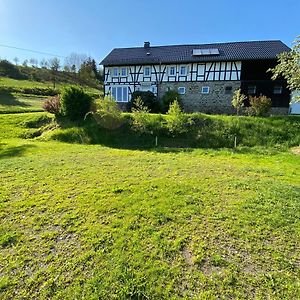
[
  {"x1": 40, "y1": 59, "x2": 48, "y2": 69},
  {"x1": 22, "y1": 59, "x2": 28, "y2": 67},
  {"x1": 231, "y1": 89, "x2": 247, "y2": 115},
  {"x1": 29, "y1": 58, "x2": 38, "y2": 67},
  {"x1": 13, "y1": 57, "x2": 19, "y2": 66},
  {"x1": 270, "y1": 36, "x2": 300, "y2": 99},
  {"x1": 64, "y1": 53, "x2": 88, "y2": 73},
  {"x1": 60, "y1": 86, "x2": 93, "y2": 121},
  {"x1": 49, "y1": 57, "x2": 60, "y2": 89},
  {"x1": 78, "y1": 57, "x2": 97, "y2": 84}
]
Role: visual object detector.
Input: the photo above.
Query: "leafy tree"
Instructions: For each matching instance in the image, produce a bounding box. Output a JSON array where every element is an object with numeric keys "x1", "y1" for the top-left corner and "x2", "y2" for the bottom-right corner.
[
  {"x1": 13, "y1": 57, "x2": 19, "y2": 66},
  {"x1": 29, "y1": 58, "x2": 38, "y2": 67},
  {"x1": 270, "y1": 36, "x2": 300, "y2": 99},
  {"x1": 129, "y1": 91, "x2": 158, "y2": 112},
  {"x1": 166, "y1": 100, "x2": 190, "y2": 136},
  {"x1": 231, "y1": 89, "x2": 247, "y2": 115},
  {"x1": 60, "y1": 86, "x2": 93, "y2": 121},
  {"x1": 40, "y1": 59, "x2": 48, "y2": 69},
  {"x1": 22, "y1": 59, "x2": 28, "y2": 67},
  {"x1": 49, "y1": 57, "x2": 60, "y2": 89},
  {"x1": 78, "y1": 57, "x2": 97, "y2": 84},
  {"x1": 161, "y1": 90, "x2": 182, "y2": 113}
]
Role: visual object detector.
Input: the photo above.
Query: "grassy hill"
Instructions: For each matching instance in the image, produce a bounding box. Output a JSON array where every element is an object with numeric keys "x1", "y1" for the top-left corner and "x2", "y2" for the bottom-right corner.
[{"x1": 0, "y1": 77, "x2": 102, "y2": 113}]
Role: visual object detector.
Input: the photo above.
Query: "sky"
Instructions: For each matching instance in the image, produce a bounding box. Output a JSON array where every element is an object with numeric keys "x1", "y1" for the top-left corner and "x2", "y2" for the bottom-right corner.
[{"x1": 0, "y1": 0, "x2": 299, "y2": 67}]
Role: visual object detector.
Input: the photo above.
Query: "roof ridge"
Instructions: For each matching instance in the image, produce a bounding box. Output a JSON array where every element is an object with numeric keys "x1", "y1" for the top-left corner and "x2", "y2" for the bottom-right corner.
[{"x1": 113, "y1": 40, "x2": 285, "y2": 51}]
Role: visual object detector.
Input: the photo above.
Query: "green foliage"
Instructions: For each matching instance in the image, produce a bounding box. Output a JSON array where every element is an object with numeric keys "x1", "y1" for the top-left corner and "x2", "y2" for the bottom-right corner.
[
  {"x1": 160, "y1": 90, "x2": 182, "y2": 113},
  {"x1": 60, "y1": 86, "x2": 93, "y2": 121},
  {"x1": 248, "y1": 95, "x2": 272, "y2": 116},
  {"x1": 131, "y1": 97, "x2": 164, "y2": 135},
  {"x1": 129, "y1": 91, "x2": 158, "y2": 112},
  {"x1": 0, "y1": 60, "x2": 28, "y2": 79},
  {"x1": 270, "y1": 36, "x2": 300, "y2": 93},
  {"x1": 166, "y1": 100, "x2": 191, "y2": 136},
  {"x1": 43, "y1": 95, "x2": 61, "y2": 115},
  {"x1": 231, "y1": 89, "x2": 247, "y2": 115},
  {"x1": 90, "y1": 97, "x2": 124, "y2": 129}
]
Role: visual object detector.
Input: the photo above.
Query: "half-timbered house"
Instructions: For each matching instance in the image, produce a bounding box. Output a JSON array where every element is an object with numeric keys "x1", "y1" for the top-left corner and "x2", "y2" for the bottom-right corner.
[{"x1": 101, "y1": 40, "x2": 291, "y2": 114}]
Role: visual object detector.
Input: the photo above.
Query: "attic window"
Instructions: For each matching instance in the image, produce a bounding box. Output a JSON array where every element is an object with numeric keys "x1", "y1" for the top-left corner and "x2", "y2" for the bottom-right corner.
[{"x1": 192, "y1": 48, "x2": 220, "y2": 56}]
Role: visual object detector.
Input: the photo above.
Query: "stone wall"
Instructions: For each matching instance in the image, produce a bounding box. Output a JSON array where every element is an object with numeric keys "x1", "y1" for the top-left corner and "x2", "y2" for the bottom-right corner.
[{"x1": 158, "y1": 81, "x2": 241, "y2": 114}]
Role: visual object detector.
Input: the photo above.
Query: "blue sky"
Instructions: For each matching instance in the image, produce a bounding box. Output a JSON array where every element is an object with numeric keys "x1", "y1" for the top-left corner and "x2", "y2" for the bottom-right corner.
[{"x1": 0, "y1": 0, "x2": 299, "y2": 66}]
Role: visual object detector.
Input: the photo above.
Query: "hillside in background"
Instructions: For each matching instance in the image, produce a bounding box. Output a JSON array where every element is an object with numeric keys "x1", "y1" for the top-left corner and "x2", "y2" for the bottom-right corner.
[{"x1": 0, "y1": 59, "x2": 103, "y2": 113}]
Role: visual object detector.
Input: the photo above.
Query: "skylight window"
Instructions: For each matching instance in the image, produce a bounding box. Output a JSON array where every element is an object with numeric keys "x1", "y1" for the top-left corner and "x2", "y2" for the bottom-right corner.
[{"x1": 192, "y1": 48, "x2": 220, "y2": 56}]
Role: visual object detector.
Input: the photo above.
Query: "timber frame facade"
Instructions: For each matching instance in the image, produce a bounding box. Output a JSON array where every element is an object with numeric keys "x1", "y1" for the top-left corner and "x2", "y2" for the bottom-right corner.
[{"x1": 101, "y1": 40, "x2": 291, "y2": 114}]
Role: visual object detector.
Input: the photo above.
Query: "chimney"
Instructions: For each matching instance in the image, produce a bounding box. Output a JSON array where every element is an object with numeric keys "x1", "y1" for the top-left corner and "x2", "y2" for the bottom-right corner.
[{"x1": 144, "y1": 41, "x2": 150, "y2": 48}]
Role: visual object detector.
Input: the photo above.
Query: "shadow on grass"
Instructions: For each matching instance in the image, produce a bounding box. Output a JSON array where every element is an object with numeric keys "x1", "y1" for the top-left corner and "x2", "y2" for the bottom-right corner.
[
  {"x1": 0, "y1": 92, "x2": 31, "y2": 107},
  {"x1": 0, "y1": 143, "x2": 36, "y2": 159}
]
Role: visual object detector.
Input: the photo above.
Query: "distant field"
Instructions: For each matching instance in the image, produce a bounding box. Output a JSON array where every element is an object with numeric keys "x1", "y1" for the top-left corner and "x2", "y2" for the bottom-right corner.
[
  {"x1": 0, "y1": 112, "x2": 299, "y2": 299},
  {"x1": 0, "y1": 77, "x2": 102, "y2": 113},
  {"x1": 0, "y1": 77, "x2": 102, "y2": 94}
]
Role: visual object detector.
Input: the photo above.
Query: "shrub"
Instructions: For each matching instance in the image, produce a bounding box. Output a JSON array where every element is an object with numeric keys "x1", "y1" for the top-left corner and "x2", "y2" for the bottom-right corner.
[
  {"x1": 248, "y1": 95, "x2": 272, "y2": 116},
  {"x1": 89, "y1": 97, "x2": 124, "y2": 130},
  {"x1": 160, "y1": 90, "x2": 182, "y2": 113},
  {"x1": 166, "y1": 100, "x2": 191, "y2": 136},
  {"x1": 43, "y1": 95, "x2": 61, "y2": 115},
  {"x1": 128, "y1": 91, "x2": 158, "y2": 112},
  {"x1": 231, "y1": 89, "x2": 247, "y2": 115},
  {"x1": 60, "y1": 86, "x2": 93, "y2": 121},
  {"x1": 131, "y1": 97, "x2": 164, "y2": 135}
]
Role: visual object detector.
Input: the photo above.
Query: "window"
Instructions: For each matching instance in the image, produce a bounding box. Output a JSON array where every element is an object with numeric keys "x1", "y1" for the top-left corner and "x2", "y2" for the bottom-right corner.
[
  {"x1": 274, "y1": 85, "x2": 282, "y2": 94},
  {"x1": 111, "y1": 86, "x2": 128, "y2": 102},
  {"x1": 144, "y1": 66, "x2": 151, "y2": 76},
  {"x1": 113, "y1": 68, "x2": 119, "y2": 77},
  {"x1": 169, "y1": 66, "x2": 176, "y2": 76},
  {"x1": 178, "y1": 87, "x2": 186, "y2": 95},
  {"x1": 180, "y1": 66, "x2": 187, "y2": 76},
  {"x1": 121, "y1": 67, "x2": 127, "y2": 77},
  {"x1": 201, "y1": 86, "x2": 210, "y2": 94},
  {"x1": 247, "y1": 85, "x2": 256, "y2": 94},
  {"x1": 225, "y1": 86, "x2": 232, "y2": 94}
]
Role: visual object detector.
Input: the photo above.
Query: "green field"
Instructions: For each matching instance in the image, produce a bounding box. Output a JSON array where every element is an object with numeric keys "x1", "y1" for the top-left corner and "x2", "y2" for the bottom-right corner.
[{"x1": 0, "y1": 113, "x2": 300, "y2": 299}]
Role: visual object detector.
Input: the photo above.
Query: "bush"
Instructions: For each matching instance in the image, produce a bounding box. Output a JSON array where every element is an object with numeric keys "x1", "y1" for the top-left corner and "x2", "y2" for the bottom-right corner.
[
  {"x1": 131, "y1": 97, "x2": 164, "y2": 135},
  {"x1": 43, "y1": 95, "x2": 61, "y2": 115},
  {"x1": 128, "y1": 91, "x2": 158, "y2": 112},
  {"x1": 90, "y1": 97, "x2": 124, "y2": 129},
  {"x1": 160, "y1": 90, "x2": 182, "y2": 113},
  {"x1": 60, "y1": 86, "x2": 93, "y2": 121},
  {"x1": 166, "y1": 100, "x2": 191, "y2": 136},
  {"x1": 248, "y1": 95, "x2": 272, "y2": 116}
]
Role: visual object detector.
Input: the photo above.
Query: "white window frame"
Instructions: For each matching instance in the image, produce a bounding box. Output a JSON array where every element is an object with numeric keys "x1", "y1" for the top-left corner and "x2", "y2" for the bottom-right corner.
[
  {"x1": 178, "y1": 87, "x2": 186, "y2": 95},
  {"x1": 273, "y1": 85, "x2": 282, "y2": 95},
  {"x1": 169, "y1": 66, "x2": 176, "y2": 76},
  {"x1": 180, "y1": 65, "x2": 187, "y2": 76},
  {"x1": 110, "y1": 86, "x2": 129, "y2": 102},
  {"x1": 248, "y1": 85, "x2": 256, "y2": 94},
  {"x1": 121, "y1": 67, "x2": 127, "y2": 77},
  {"x1": 113, "y1": 67, "x2": 119, "y2": 77},
  {"x1": 201, "y1": 86, "x2": 210, "y2": 94},
  {"x1": 144, "y1": 66, "x2": 151, "y2": 77}
]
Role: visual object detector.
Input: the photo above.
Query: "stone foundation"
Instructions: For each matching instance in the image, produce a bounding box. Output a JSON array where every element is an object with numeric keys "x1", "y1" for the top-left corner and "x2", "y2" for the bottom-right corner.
[{"x1": 158, "y1": 81, "x2": 241, "y2": 114}]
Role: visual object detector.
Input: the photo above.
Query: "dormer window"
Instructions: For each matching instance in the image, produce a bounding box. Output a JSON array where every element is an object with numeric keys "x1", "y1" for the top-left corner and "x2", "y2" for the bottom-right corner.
[
  {"x1": 169, "y1": 66, "x2": 176, "y2": 76},
  {"x1": 113, "y1": 67, "x2": 119, "y2": 77},
  {"x1": 144, "y1": 66, "x2": 151, "y2": 76}
]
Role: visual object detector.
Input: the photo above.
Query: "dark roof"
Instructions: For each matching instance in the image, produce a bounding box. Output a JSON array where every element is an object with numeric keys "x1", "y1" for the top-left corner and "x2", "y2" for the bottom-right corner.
[{"x1": 100, "y1": 40, "x2": 290, "y2": 66}]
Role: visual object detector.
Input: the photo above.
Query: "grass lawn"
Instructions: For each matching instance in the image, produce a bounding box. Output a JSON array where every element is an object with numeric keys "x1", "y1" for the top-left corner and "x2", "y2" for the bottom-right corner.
[
  {"x1": 0, "y1": 113, "x2": 299, "y2": 299},
  {"x1": 0, "y1": 77, "x2": 101, "y2": 94}
]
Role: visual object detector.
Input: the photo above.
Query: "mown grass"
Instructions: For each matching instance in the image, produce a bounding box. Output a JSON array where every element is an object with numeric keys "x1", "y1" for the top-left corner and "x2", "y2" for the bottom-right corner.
[{"x1": 0, "y1": 113, "x2": 299, "y2": 299}]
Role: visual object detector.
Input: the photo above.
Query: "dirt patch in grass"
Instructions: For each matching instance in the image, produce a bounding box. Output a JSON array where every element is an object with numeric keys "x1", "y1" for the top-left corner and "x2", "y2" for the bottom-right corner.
[{"x1": 291, "y1": 146, "x2": 300, "y2": 155}]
